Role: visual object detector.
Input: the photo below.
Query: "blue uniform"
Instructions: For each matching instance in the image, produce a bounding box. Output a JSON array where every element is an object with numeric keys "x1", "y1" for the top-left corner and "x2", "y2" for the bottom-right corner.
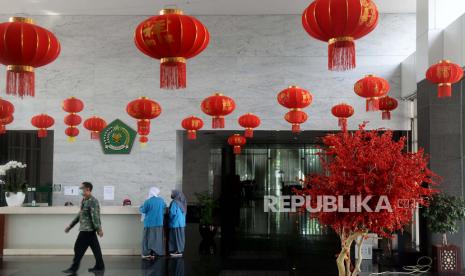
[
  {"x1": 140, "y1": 197, "x2": 166, "y2": 228},
  {"x1": 168, "y1": 201, "x2": 186, "y2": 228}
]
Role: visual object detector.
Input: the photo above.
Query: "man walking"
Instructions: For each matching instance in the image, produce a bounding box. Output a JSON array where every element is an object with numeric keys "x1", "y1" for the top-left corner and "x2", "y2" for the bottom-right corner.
[{"x1": 63, "y1": 182, "x2": 105, "y2": 273}]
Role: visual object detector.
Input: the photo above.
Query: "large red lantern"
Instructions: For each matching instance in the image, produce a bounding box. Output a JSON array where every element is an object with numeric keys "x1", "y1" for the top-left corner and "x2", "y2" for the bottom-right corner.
[
  {"x1": 426, "y1": 60, "x2": 464, "y2": 98},
  {"x1": 83, "y1": 116, "x2": 107, "y2": 140},
  {"x1": 302, "y1": 0, "x2": 379, "y2": 71},
  {"x1": 354, "y1": 75, "x2": 390, "y2": 112},
  {"x1": 134, "y1": 9, "x2": 209, "y2": 90},
  {"x1": 379, "y1": 96, "x2": 398, "y2": 120},
  {"x1": 228, "y1": 134, "x2": 247, "y2": 155},
  {"x1": 31, "y1": 114, "x2": 54, "y2": 138},
  {"x1": 277, "y1": 86, "x2": 313, "y2": 109},
  {"x1": 238, "y1": 113, "x2": 261, "y2": 138},
  {"x1": 331, "y1": 103, "x2": 354, "y2": 132},
  {"x1": 126, "y1": 97, "x2": 162, "y2": 144},
  {"x1": 62, "y1": 97, "x2": 84, "y2": 142},
  {"x1": 201, "y1": 92, "x2": 236, "y2": 129},
  {"x1": 0, "y1": 17, "x2": 60, "y2": 98},
  {"x1": 0, "y1": 98, "x2": 14, "y2": 119},
  {"x1": 181, "y1": 116, "x2": 204, "y2": 140},
  {"x1": 285, "y1": 109, "x2": 308, "y2": 133},
  {"x1": 0, "y1": 115, "x2": 13, "y2": 135}
]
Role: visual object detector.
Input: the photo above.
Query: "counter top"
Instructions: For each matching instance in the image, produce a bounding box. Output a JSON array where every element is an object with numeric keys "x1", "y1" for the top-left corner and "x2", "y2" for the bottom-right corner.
[{"x1": 0, "y1": 206, "x2": 141, "y2": 215}]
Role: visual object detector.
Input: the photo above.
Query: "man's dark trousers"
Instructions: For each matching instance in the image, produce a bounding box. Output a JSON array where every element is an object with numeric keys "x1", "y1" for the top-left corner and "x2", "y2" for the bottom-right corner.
[{"x1": 70, "y1": 231, "x2": 105, "y2": 271}]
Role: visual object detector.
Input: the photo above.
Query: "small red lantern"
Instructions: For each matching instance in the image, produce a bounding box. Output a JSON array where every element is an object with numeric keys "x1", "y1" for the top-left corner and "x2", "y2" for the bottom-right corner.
[
  {"x1": 134, "y1": 8, "x2": 209, "y2": 90},
  {"x1": 426, "y1": 60, "x2": 464, "y2": 98},
  {"x1": 331, "y1": 103, "x2": 354, "y2": 132},
  {"x1": 302, "y1": 0, "x2": 379, "y2": 71},
  {"x1": 354, "y1": 75, "x2": 390, "y2": 112},
  {"x1": 62, "y1": 97, "x2": 84, "y2": 142},
  {"x1": 379, "y1": 96, "x2": 398, "y2": 120},
  {"x1": 126, "y1": 97, "x2": 162, "y2": 144},
  {"x1": 228, "y1": 134, "x2": 247, "y2": 155},
  {"x1": 62, "y1": 97, "x2": 84, "y2": 113},
  {"x1": 238, "y1": 113, "x2": 261, "y2": 138},
  {"x1": 83, "y1": 116, "x2": 107, "y2": 140},
  {"x1": 201, "y1": 92, "x2": 236, "y2": 129},
  {"x1": 285, "y1": 109, "x2": 308, "y2": 133},
  {"x1": 0, "y1": 17, "x2": 60, "y2": 98},
  {"x1": 0, "y1": 115, "x2": 13, "y2": 135},
  {"x1": 277, "y1": 85, "x2": 313, "y2": 109},
  {"x1": 65, "y1": 127, "x2": 79, "y2": 141},
  {"x1": 0, "y1": 98, "x2": 14, "y2": 119},
  {"x1": 31, "y1": 114, "x2": 54, "y2": 138},
  {"x1": 181, "y1": 116, "x2": 204, "y2": 140}
]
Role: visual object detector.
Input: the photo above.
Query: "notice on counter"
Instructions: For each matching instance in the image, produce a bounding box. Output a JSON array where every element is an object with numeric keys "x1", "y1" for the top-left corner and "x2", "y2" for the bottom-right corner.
[
  {"x1": 64, "y1": 186, "x2": 80, "y2": 196},
  {"x1": 103, "y1": 186, "x2": 115, "y2": 201}
]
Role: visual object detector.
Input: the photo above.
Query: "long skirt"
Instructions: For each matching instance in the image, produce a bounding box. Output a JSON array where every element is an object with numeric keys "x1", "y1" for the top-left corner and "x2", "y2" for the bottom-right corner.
[
  {"x1": 168, "y1": 227, "x2": 185, "y2": 253},
  {"x1": 142, "y1": 226, "x2": 164, "y2": 256}
]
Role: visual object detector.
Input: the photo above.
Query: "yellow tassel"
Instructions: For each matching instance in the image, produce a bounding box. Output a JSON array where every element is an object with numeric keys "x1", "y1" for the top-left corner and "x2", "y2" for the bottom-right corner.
[{"x1": 67, "y1": 137, "x2": 76, "y2": 143}]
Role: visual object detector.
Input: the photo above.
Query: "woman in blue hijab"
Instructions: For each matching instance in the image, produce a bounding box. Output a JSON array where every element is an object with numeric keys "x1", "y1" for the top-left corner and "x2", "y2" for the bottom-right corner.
[
  {"x1": 168, "y1": 190, "x2": 187, "y2": 257},
  {"x1": 140, "y1": 187, "x2": 166, "y2": 259}
]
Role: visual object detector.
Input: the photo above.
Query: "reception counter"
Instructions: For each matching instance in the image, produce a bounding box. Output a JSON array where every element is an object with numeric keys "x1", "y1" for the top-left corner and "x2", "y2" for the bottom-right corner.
[{"x1": 0, "y1": 206, "x2": 143, "y2": 256}]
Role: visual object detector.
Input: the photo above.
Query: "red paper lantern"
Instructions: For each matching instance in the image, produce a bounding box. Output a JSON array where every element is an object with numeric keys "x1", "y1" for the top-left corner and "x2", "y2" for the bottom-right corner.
[
  {"x1": 62, "y1": 97, "x2": 84, "y2": 113},
  {"x1": 238, "y1": 113, "x2": 261, "y2": 138},
  {"x1": 181, "y1": 116, "x2": 204, "y2": 140},
  {"x1": 126, "y1": 97, "x2": 162, "y2": 144},
  {"x1": 379, "y1": 96, "x2": 398, "y2": 120},
  {"x1": 0, "y1": 115, "x2": 13, "y2": 135},
  {"x1": 354, "y1": 75, "x2": 390, "y2": 112},
  {"x1": 65, "y1": 127, "x2": 79, "y2": 142},
  {"x1": 0, "y1": 98, "x2": 14, "y2": 119},
  {"x1": 331, "y1": 103, "x2": 354, "y2": 132},
  {"x1": 201, "y1": 92, "x2": 236, "y2": 129},
  {"x1": 228, "y1": 134, "x2": 246, "y2": 155},
  {"x1": 64, "y1": 114, "x2": 82, "y2": 126},
  {"x1": 83, "y1": 116, "x2": 107, "y2": 140},
  {"x1": 285, "y1": 109, "x2": 308, "y2": 133},
  {"x1": 426, "y1": 60, "x2": 464, "y2": 98},
  {"x1": 302, "y1": 0, "x2": 379, "y2": 71},
  {"x1": 31, "y1": 114, "x2": 54, "y2": 138},
  {"x1": 62, "y1": 97, "x2": 84, "y2": 142},
  {"x1": 277, "y1": 86, "x2": 313, "y2": 109},
  {"x1": 0, "y1": 17, "x2": 60, "y2": 98},
  {"x1": 134, "y1": 9, "x2": 209, "y2": 90}
]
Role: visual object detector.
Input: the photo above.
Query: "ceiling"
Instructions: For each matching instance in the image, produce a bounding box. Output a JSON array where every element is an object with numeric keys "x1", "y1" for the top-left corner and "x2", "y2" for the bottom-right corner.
[{"x1": 0, "y1": 0, "x2": 416, "y2": 16}]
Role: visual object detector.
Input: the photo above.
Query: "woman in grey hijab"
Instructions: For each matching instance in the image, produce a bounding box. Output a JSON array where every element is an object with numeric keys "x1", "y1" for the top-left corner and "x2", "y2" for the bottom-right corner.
[
  {"x1": 140, "y1": 187, "x2": 166, "y2": 259},
  {"x1": 168, "y1": 190, "x2": 187, "y2": 257}
]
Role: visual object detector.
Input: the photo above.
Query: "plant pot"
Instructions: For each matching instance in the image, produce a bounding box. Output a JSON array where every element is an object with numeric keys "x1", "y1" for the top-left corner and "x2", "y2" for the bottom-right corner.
[
  {"x1": 432, "y1": 244, "x2": 462, "y2": 273},
  {"x1": 199, "y1": 224, "x2": 217, "y2": 240},
  {"x1": 5, "y1": 192, "x2": 25, "y2": 207}
]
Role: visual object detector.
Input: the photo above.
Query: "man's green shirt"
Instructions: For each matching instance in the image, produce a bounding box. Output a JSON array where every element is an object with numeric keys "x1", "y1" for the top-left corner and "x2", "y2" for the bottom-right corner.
[{"x1": 69, "y1": 195, "x2": 102, "y2": 232}]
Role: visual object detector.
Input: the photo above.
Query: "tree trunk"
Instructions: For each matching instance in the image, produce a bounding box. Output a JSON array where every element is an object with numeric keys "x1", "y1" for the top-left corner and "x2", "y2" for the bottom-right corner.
[
  {"x1": 336, "y1": 231, "x2": 362, "y2": 276},
  {"x1": 351, "y1": 233, "x2": 367, "y2": 276},
  {"x1": 442, "y1": 233, "x2": 448, "y2": 246}
]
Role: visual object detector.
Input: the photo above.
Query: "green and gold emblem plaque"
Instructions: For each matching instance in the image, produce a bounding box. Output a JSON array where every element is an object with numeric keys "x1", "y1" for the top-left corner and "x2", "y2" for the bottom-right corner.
[{"x1": 100, "y1": 119, "x2": 136, "y2": 154}]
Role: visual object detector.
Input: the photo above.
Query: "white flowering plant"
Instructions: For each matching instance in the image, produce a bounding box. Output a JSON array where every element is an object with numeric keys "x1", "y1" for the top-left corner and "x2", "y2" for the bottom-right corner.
[{"x1": 0, "y1": 161, "x2": 27, "y2": 193}]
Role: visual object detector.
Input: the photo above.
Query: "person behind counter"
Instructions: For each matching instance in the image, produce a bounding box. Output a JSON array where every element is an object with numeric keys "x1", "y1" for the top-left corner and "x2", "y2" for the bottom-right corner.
[
  {"x1": 168, "y1": 190, "x2": 187, "y2": 257},
  {"x1": 63, "y1": 182, "x2": 105, "y2": 274},
  {"x1": 140, "y1": 187, "x2": 166, "y2": 260}
]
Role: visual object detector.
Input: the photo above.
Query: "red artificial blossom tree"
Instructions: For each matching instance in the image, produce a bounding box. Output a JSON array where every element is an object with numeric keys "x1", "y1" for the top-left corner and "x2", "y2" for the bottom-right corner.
[{"x1": 298, "y1": 124, "x2": 437, "y2": 276}]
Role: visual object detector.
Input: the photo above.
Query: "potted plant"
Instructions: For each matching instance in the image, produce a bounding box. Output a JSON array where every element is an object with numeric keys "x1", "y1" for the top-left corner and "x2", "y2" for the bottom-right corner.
[
  {"x1": 423, "y1": 192, "x2": 465, "y2": 273},
  {"x1": 195, "y1": 191, "x2": 218, "y2": 240},
  {"x1": 0, "y1": 161, "x2": 27, "y2": 206}
]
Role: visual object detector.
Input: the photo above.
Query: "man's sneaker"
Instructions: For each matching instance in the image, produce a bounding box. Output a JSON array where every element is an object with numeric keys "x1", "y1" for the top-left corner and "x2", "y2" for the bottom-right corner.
[
  {"x1": 169, "y1": 252, "x2": 183, "y2": 257},
  {"x1": 62, "y1": 268, "x2": 76, "y2": 274}
]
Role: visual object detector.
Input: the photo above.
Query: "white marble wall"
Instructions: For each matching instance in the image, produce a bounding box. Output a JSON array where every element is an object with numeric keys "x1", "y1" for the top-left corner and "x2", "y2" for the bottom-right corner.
[{"x1": 0, "y1": 14, "x2": 415, "y2": 205}]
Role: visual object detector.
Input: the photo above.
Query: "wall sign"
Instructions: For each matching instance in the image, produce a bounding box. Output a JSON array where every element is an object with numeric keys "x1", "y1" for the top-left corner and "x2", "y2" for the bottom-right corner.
[{"x1": 100, "y1": 119, "x2": 136, "y2": 154}]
